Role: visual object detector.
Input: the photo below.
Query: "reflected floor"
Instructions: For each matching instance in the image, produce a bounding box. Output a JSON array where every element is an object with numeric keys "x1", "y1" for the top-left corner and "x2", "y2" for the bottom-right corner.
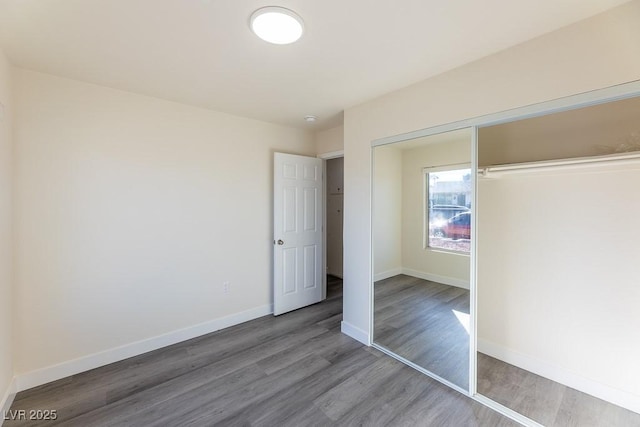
[
  {"x1": 374, "y1": 274, "x2": 470, "y2": 389},
  {"x1": 478, "y1": 353, "x2": 640, "y2": 427}
]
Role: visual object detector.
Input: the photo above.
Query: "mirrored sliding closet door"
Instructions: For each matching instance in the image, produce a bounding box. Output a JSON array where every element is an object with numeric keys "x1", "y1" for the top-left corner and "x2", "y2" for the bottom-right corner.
[{"x1": 372, "y1": 128, "x2": 473, "y2": 391}]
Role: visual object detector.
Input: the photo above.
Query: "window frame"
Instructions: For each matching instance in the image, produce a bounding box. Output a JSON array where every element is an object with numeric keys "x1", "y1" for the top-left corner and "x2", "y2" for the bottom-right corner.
[{"x1": 423, "y1": 163, "x2": 472, "y2": 254}]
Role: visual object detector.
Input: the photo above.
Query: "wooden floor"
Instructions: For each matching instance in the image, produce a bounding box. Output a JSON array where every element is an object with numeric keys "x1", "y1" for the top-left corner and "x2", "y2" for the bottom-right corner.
[
  {"x1": 373, "y1": 275, "x2": 640, "y2": 427},
  {"x1": 478, "y1": 353, "x2": 640, "y2": 427},
  {"x1": 374, "y1": 275, "x2": 640, "y2": 427},
  {"x1": 6, "y1": 276, "x2": 517, "y2": 427},
  {"x1": 374, "y1": 275, "x2": 470, "y2": 389}
]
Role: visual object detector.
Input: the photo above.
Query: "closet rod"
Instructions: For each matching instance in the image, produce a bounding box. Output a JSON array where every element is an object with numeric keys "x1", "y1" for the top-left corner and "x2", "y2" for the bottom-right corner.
[{"x1": 480, "y1": 151, "x2": 640, "y2": 176}]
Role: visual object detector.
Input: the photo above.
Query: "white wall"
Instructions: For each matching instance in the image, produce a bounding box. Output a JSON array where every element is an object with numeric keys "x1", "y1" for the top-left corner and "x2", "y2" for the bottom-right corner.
[
  {"x1": 0, "y1": 48, "x2": 14, "y2": 410},
  {"x1": 478, "y1": 163, "x2": 640, "y2": 411},
  {"x1": 342, "y1": 0, "x2": 640, "y2": 345},
  {"x1": 316, "y1": 125, "x2": 344, "y2": 156},
  {"x1": 12, "y1": 70, "x2": 315, "y2": 379},
  {"x1": 401, "y1": 138, "x2": 471, "y2": 288},
  {"x1": 373, "y1": 145, "x2": 402, "y2": 280}
]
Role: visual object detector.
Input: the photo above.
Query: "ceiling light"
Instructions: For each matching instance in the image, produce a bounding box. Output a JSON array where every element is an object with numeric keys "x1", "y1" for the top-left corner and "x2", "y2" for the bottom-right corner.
[
  {"x1": 250, "y1": 7, "x2": 304, "y2": 45},
  {"x1": 304, "y1": 115, "x2": 317, "y2": 123}
]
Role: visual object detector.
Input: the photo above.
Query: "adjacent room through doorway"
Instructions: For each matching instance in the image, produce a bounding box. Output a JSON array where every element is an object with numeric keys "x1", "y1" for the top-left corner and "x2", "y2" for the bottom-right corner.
[{"x1": 326, "y1": 157, "x2": 344, "y2": 281}]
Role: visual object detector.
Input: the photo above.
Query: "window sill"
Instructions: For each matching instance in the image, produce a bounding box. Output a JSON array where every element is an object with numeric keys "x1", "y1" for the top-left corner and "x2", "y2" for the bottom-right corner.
[{"x1": 425, "y1": 247, "x2": 471, "y2": 257}]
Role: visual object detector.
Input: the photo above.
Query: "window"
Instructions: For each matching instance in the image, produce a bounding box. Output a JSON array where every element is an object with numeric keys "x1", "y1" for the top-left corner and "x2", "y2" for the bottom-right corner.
[{"x1": 425, "y1": 167, "x2": 471, "y2": 253}]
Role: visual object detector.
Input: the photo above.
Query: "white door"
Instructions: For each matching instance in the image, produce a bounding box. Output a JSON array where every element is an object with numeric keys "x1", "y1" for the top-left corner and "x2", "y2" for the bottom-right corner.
[{"x1": 273, "y1": 153, "x2": 324, "y2": 315}]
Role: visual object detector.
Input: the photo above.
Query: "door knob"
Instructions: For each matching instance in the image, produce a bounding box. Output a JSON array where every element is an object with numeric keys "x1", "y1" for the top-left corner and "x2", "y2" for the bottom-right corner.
[{"x1": 276, "y1": 239, "x2": 284, "y2": 245}]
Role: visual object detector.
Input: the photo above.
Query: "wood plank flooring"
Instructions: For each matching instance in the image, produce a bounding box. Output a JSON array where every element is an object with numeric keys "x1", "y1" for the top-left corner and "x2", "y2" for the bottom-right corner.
[
  {"x1": 478, "y1": 353, "x2": 640, "y2": 427},
  {"x1": 374, "y1": 275, "x2": 470, "y2": 389},
  {"x1": 6, "y1": 276, "x2": 516, "y2": 427},
  {"x1": 373, "y1": 275, "x2": 640, "y2": 426}
]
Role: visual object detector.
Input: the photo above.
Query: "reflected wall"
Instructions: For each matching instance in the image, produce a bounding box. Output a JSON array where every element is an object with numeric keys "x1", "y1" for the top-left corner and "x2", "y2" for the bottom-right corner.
[{"x1": 372, "y1": 128, "x2": 472, "y2": 391}]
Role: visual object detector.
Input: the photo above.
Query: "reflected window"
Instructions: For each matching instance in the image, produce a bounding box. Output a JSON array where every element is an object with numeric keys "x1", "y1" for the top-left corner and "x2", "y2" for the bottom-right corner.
[{"x1": 425, "y1": 167, "x2": 471, "y2": 253}]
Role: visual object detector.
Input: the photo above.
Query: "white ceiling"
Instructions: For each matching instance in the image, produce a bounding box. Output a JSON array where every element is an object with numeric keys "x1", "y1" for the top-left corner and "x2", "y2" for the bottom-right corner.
[{"x1": 0, "y1": 0, "x2": 631, "y2": 130}]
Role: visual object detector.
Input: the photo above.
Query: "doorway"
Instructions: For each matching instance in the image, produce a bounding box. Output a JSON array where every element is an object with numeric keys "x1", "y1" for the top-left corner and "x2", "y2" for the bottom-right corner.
[{"x1": 325, "y1": 156, "x2": 344, "y2": 298}]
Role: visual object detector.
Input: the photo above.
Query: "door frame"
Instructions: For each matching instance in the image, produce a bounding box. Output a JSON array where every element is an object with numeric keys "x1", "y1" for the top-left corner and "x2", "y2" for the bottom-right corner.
[{"x1": 318, "y1": 150, "x2": 344, "y2": 300}]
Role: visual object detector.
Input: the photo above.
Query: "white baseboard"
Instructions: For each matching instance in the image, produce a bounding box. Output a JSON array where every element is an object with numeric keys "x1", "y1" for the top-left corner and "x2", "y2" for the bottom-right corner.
[
  {"x1": 341, "y1": 321, "x2": 370, "y2": 346},
  {"x1": 402, "y1": 268, "x2": 469, "y2": 289},
  {"x1": 478, "y1": 339, "x2": 640, "y2": 415},
  {"x1": 15, "y1": 304, "x2": 273, "y2": 393},
  {"x1": 0, "y1": 377, "x2": 17, "y2": 426},
  {"x1": 373, "y1": 268, "x2": 403, "y2": 282}
]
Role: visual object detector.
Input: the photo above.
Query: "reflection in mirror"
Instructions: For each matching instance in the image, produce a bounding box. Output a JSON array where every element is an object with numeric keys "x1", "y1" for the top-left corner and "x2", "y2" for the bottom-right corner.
[
  {"x1": 477, "y1": 96, "x2": 640, "y2": 425},
  {"x1": 373, "y1": 128, "x2": 472, "y2": 391}
]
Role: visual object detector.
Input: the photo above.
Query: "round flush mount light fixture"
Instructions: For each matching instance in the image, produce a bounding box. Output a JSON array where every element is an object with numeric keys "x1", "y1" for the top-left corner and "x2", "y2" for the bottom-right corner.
[
  {"x1": 304, "y1": 115, "x2": 317, "y2": 123},
  {"x1": 250, "y1": 6, "x2": 304, "y2": 45}
]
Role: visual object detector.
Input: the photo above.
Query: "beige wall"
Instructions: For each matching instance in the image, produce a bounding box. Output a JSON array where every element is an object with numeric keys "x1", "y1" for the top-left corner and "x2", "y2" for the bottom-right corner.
[
  {"x1": 373, "y1": 137, "x2": 472, "y2": 286},
  {"x1": 401, "y1": 138, "x2": 471, "y2": 287},
  {"x1": 478, "y1": 162, "x2": 640, "y2": 410},
  {"x1": 479, "y1": 95, "x2": 640, "y2": 166},
  {"x1": 343, "y1": 0, "x2": 640, "y2": 342},
  {"x1": 12, "y1": 70, "x2": 315, "y2": 376},
  {"x1": 373, "y1": 145, "x2": 402, "y2": 278},
  {"x1": 0, "y1": 48, "x2": 13, "y2": 407},
  {"x1": 315, "y1": 125, "x2": 344, "y2": 155}
]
